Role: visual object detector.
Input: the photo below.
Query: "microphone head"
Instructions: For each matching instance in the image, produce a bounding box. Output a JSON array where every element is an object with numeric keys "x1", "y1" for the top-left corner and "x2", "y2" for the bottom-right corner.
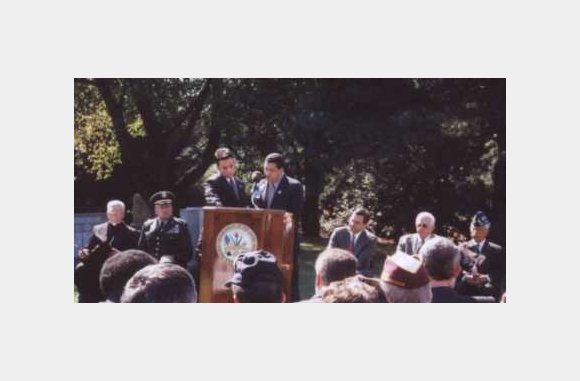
[{"x1": 251, "y1": 171, "x2": 264, "y2": 183}]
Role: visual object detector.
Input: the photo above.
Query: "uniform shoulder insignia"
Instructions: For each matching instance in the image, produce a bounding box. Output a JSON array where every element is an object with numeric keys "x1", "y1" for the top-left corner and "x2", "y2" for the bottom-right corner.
[{"x1": 174, "y1": 217, "x2": 187, "y2": 224}]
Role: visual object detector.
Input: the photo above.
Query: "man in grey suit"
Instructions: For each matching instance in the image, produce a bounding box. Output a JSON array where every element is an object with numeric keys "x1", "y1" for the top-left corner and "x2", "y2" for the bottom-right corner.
[
  {"x1": 327, "y1": 208, "x2": 377, "y2": 277},
  {"x1": 397, "y1": 211, "x2": 438, "y2": 256}
]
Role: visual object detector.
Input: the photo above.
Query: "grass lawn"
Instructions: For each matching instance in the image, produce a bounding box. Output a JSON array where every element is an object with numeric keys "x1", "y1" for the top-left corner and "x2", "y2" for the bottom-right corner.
[
  {"x1": 297, "y1": 236, "x2": 394, "y2": 300},
  {"x1": 74, "y1": 237, "x2": 395, "y2": 303}
]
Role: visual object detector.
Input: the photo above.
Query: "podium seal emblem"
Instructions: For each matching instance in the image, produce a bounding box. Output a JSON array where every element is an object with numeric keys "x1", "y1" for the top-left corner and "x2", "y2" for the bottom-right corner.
[{"x1": 216, "y1": 223, "x2": 258, "y2": 261}]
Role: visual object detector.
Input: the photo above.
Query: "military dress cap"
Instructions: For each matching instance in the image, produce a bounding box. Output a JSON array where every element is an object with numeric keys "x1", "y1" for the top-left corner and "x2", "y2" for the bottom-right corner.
[
  {"x1": 471, "y1": 211, "x2": 491, "y2": 227},
  {"x1": 225, "y1": 250, "x2": 282, "y2": 288},
  {"x1": 149, "y1": 191, "x2": 176, "y2": 206},
  {"x1": 381, "y1": 252, "x2": 430, "y2": 289}
]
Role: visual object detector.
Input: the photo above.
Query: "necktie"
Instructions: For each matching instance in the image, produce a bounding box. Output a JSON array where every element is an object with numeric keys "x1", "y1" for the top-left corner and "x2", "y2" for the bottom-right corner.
[
  {"x1": 267, "y1": 183, "x2": 275, "y2": 208},
  {"x1": 229, "y1": 178, "x2": 239, "y2": 200},
  {"x1": 417, "y1": 237, "x2": 425, "y2": 254},
  {"x1": 349, "y1": 233, "x2": 355, "y2": 253}
]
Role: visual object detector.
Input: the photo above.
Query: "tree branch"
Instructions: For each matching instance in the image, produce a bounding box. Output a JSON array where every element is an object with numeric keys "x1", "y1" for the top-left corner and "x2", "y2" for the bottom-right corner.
[
  {"x1": 166, "y1": 79, "x2": 212, "y2": 157},
  {"x1": 127, "y1": 79, "x2": 163, "y2": 144},
  {"x1": 94, "y1": 78, "x2": 135, "y2": 164},
  {"x1": 174, "y1": 79, "x2": 223, "y2": 188},
  {"x1": 172, "y1": 79, "x2": 210, "y2": 128}
]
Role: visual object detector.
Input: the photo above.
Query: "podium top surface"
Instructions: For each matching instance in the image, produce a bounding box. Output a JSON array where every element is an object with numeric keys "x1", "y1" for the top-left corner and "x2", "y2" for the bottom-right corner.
[{"x1": 202, "y1": 207, "x2": 287, "y2": 215}]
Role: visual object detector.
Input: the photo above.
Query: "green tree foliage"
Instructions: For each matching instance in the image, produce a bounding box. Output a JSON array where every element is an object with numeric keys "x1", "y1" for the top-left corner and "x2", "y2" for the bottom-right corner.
[{"x1": 74, "y1": 78, "x2": 505, "y2": 245}]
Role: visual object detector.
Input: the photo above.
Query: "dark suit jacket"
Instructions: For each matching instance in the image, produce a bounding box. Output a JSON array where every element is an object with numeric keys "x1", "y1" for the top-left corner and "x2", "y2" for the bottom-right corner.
[
  {"x1": 75, "y1": 221, "x2": 139, "y2": 302},
  {"x1": 456, "y1": 240, "x2": 505, "y2": 301},
  {"x1": 432, "y1": 286, "x2": 479, "y2": 303},
  {"x1": 251, "y1": 174, "x2": 304, "y2": 218},
  {"x1": 88, "y1": 222, "x2": 139, "y2": 251},
  {"x1": 251, "y1": 173, "x2": 304, "y2": 298},
  {"x1": 138, "y1": 217, "x2": 193, "y2": 267},
  {"x1": 328, "y1": 226, "x2": 377, "y2": 277},
  {"x1": 204, "y1": 173, "x2": 249, "y2": 207}
]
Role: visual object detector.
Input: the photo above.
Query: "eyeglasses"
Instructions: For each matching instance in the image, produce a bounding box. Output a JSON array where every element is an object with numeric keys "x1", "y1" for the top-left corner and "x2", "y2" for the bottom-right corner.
[{"x1": 416, "y1": 223, "x2": 429, "y2": 228}]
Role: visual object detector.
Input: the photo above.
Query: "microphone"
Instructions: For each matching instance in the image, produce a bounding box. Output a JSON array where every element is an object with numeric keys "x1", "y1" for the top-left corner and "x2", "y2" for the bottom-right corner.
[
  {"x1": 251, "y1": 171, "x2": 264, "y2": 184},
  {"x1": 250, "y1": 171, "x2": 264, "y2": 208}
]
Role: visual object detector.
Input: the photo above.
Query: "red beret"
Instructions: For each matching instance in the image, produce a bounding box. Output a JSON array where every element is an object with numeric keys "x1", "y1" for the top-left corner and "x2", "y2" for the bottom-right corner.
[{"x1": 381, "y1": 252, "x2": 430, "y2": 289}]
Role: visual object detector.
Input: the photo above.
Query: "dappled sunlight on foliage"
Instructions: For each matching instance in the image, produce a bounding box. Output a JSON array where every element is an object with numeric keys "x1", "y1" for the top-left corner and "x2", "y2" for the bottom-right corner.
[
  {"x1": 74, "y1": 89, "x2": 121, "y2": 180},
  {"x1": 74, "y1": 78, "x2": 505, "y2": 245}
]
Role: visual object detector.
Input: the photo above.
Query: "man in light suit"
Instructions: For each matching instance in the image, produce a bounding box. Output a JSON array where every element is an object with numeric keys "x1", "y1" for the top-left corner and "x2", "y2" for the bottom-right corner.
[
  {"x1": 204, "y1": 148, "x2": 249, "y2": 207},
  {"x1": 327, "y1": 208, "x2": 377, "y2": 277},
  {"x1": 74, "y1": 200, "x2": 139, "y2": 303},
  {"x1": 251, "y1": 153, "x2": 304, "y2": 301},
  {"x1": 397, "y1": 211, "x2": 438, "y2": 256}
]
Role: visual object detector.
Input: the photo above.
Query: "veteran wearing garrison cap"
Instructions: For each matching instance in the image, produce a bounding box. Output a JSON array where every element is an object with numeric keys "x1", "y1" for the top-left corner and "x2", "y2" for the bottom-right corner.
[
  {"x1": 380, "y1": 252, "x2": 432, "y2": 303},
  {"x1": 137, "y1": 191, "x2": 193, "y2": 268},
  {"x1": 455, "y1": 211, "x2": 505, "y2": 301}
]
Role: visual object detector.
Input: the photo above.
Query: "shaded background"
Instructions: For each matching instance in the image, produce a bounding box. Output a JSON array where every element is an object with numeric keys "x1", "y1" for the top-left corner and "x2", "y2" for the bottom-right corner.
[{"x1": 74, "y1": 78, "x2": 505, "y2": 246}]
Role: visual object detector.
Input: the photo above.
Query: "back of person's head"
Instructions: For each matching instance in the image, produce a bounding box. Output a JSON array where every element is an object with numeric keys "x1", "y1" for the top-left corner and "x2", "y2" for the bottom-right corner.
[
  {"x1": 121, "y1": 263, "x2": 197, "y2": 303},
  {"x1": 231, "y1": 281, "x2": 283, "y2": 303},
  {"x1": 420, "y1": 237, "x2": 460, "y2": 281},
  {"x1": 100, "y1": 249, "x2": 157, "y2": 302},
  {"x1": 225, "y1": 250, "x2": 284, "y2": 303},
  {"x1": 320, "y1": 275, "x2": 387, "y2": 303},
  {"x1": 315, "y1": 248, "x2": 358, "y2": 287}
]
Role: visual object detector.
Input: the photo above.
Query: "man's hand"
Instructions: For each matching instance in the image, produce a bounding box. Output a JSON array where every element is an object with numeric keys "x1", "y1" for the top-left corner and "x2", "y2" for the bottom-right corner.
[
  {"x1": 464, "y1": 273, "x2": 489, "y2": 286},
  {"x1": 283, "y1": 212, "x2": 293, "y2": 225},
  {"x1": 459, "y1": 245, "x2": 477, "y2": 260}
]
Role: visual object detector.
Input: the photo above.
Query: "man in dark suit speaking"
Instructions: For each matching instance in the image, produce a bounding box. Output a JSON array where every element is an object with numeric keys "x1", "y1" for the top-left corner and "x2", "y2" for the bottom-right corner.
[{"x1": 251, "y1": 153, "x2": 304, "y2": 301}]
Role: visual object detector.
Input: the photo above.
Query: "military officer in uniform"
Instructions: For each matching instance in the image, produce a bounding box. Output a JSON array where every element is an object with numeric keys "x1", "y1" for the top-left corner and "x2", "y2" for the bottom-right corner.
[
  {"x1": 138, "y1": 191, "x2": 194, "y2": 269},
  {"x1": 456, "y1": 211, "x2": 506, "y2": 301},
  {"x1": 251, "y1": 153, "x2": 304, "y2": 301},
  {"x1": 204, "y1": 147, "x2": 249, "y2": 207},
  {"x1": 74, "y1": 200, "x2": 139, "y2": 303}
]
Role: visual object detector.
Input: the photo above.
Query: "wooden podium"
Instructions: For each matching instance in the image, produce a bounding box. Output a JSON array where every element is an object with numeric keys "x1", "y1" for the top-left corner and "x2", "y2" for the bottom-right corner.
[{"x1": 199, "y1": 207, "x2": 295, "y2": 303}]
